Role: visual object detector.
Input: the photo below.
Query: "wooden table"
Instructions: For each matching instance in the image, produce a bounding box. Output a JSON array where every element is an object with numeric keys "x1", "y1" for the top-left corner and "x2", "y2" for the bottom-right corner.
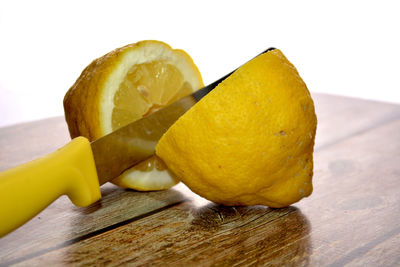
[{"x1": 1, "y1": 93, "x2": 400, "y2": 266}]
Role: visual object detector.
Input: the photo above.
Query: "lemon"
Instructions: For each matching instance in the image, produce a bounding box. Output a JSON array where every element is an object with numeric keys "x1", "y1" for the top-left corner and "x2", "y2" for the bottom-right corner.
[
  {"x1": 156, "y1": 49, "x2": 317, "y2": 207},
  {"x1": 64, "y1": 40, "x2": 204, "y2": 191}
]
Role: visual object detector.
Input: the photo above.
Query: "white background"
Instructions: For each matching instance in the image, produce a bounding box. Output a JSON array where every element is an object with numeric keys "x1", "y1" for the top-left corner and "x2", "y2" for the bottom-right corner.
[{"x1": 0, "y1": 0, "x2": 399, "y2": 127}]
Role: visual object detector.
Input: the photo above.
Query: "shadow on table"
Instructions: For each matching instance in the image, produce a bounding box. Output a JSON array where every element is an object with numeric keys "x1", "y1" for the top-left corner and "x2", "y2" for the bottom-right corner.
[
  {"x1": 69, "y1": 184, "x2": 187, "y2": 240},
  {"x1": 188, "y1": 203, "x2": 312, "y2": 265}
]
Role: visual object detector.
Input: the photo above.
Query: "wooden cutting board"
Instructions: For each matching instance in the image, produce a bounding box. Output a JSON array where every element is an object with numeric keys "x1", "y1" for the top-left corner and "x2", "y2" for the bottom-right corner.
[{"x1": 0, "y1": 93, "x2": 400, "y2": 266}]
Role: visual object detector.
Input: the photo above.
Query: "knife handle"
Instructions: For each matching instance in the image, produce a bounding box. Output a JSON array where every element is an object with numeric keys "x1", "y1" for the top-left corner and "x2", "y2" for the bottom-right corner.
[{"x1": 0, "y1": 137, "x2": 101, "y2": 237}]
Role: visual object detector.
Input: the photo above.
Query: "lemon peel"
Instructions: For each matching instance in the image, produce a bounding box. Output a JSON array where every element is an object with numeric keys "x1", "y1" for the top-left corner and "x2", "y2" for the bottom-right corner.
[{"x1": 156, "y1": 49, "x2": 317, "y2": 207}]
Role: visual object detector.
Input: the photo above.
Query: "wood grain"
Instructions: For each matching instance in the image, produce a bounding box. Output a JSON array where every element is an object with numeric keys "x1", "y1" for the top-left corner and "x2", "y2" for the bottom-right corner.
[
  {"x1": 298, "y1": 118, "x2": 400, "y2": 266},
  {"x1": 0, "y1": 117, "x2": 70, "y2": 171},
  {"x1": 0, "y1": 185, "x2": 186, "y2": 265},
  {"x1": 0, "y1": 93, "x2": 400, "y2": 266},
  {"x1": 311, "y1": 93, "x2": 400, "y2": 150},
  {"x1": 13, "y1": 118, "x2": 400, "y2": 266}
]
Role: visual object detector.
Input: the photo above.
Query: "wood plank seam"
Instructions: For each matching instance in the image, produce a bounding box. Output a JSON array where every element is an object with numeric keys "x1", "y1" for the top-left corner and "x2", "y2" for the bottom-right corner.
[
  {"x1": 0, "y1": 201, "x2": 185, "y2": 267},
  {"x1": 328, "y1": 225, "x2": 400, "y2": 267},
  {"x1": 315, "y1": 112, "x2": 400, "y2": 152}
]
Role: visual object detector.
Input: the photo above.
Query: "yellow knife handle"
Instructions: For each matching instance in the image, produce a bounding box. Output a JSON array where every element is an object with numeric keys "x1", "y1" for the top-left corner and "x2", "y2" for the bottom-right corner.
[{"x1": 0, "y1": 136, "x2": 101, "y2": 237}]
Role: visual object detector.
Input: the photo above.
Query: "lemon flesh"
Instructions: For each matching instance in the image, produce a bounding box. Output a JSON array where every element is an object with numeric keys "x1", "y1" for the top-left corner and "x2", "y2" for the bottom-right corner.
[
  {"x1": 111, "y1": 155, "x2": 179, "y2": 191},
  {"x1": 112, "y1": 61, "x2": 193, "y2": 130},
  {"x1": 156, "y1": 49, "x2": 317, "y2": 208},
  {"x1": 64, "y1": 40, "x2": 203, "y2": 191}
]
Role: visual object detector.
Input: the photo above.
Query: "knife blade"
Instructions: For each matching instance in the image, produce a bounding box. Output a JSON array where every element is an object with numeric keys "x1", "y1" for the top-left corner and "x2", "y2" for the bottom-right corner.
[{"x1": 0, "y1": 47, "x2": 275, "y2": 237}]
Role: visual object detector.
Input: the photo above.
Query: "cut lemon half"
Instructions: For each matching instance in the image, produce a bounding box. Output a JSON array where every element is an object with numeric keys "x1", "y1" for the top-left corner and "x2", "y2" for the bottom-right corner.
[
  {"x1": 156, "y1": 49, "x2": 316, "y2": 207},
  {"x1": 64, "y1": 40, "x2": 204, "y2": 190}
]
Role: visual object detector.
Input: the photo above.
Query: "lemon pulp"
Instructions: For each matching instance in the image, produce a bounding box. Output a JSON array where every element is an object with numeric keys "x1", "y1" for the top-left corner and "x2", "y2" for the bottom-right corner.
[
  {"x1": 112, "y1": 61, "x2": 193, "y2": 130},
  {"x1": 133, "y1": 155, "x2": 168, "y2": 172}
]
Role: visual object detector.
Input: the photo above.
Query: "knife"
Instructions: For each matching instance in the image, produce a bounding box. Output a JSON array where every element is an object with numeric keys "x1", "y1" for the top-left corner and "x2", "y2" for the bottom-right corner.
[{"x1": 0, "y1": 48, "x2": 275, "y2": 237}]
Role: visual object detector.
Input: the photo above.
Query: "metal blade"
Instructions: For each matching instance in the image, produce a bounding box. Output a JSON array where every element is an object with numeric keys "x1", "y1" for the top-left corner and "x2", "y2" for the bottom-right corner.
[{"x1": 91, "y1": 47, "x2": 276, "y2": 185}]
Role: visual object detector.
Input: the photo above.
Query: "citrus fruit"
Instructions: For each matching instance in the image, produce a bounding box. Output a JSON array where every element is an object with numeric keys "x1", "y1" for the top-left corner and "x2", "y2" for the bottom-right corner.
[
  {"x1": 156, "y1": 49, "x2": 317, "y2": 207},
  {"x1": 64, "y1": 40, "x2": 203, "y2": 191}
]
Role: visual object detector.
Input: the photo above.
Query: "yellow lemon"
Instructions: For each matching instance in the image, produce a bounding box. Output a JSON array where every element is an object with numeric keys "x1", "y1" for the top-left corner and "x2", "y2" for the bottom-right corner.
[
  {"x1": 64, "y1": 40, "x2": 203, "y2": 191},
  {"x1": 156, "y1": 49, "x2": 317, "y2": 207}
]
